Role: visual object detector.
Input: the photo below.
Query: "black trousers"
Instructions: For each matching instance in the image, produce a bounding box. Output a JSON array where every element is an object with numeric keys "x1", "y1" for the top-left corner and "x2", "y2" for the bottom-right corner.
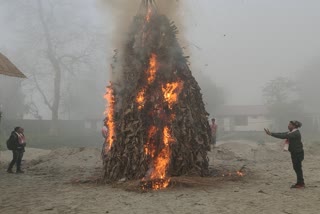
[
  {"x1": 291, "y1": 151, "x2": 304, "y2": 184},
  {"x1": 8, "y1": 150, "x2": 24, "y2": 171}
]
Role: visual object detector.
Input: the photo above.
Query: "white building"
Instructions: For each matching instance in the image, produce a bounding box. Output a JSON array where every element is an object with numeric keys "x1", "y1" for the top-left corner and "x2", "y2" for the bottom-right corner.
[{"x1": 215, "y1": 105, "x2": 274, "y2": 132}]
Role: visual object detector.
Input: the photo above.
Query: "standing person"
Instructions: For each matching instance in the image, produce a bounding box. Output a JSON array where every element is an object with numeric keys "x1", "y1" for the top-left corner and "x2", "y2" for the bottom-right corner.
[
  {"x1": 210, "y1": 118, "x2": 218, "y2": 147},
  {"x1": 264, "y1": 120, "x2": 305, "y2": 188},
  {"x1": 7, "y1": 127, "x2": 26, "y2": 173}
]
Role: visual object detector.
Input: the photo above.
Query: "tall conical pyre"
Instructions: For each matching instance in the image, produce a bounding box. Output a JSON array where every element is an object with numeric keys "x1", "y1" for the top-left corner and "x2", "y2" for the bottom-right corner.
[{"x1": 103, "y1": 0, "x2": 212, "y2": 189}]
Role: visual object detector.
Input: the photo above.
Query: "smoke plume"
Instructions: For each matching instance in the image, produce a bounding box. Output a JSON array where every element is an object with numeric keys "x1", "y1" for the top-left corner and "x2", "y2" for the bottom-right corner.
[
  {"x1": 98, "y1": 0, "x2": 185, "y2": 49},
  {"x1": 98, "y1": 0, "x2": 186, "y2": 82}
]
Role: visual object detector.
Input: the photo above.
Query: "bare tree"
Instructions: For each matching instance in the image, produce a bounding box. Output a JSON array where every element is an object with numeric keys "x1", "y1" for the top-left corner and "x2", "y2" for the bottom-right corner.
[
  {"x1": 2, "y1": 0, "x2": 108, "y2": 123},
  {"x1": 262, "y1": 77, "x2": 304, "y2": 130},
  {"x1": 36, "y1": 0, "x2": 62, "y2": 121},
  {"x1": 35, "y1": 0, "x2": 99, "y2": 121}
]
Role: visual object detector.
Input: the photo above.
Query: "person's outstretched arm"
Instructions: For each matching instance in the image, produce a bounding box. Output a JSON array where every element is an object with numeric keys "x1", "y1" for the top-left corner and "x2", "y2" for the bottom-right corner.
[
  {"x1": 264, "y1": 128, "x2": 287, "y2": 139},
  {"x1": 270, "y1": 132, "x2": 288, "y2": 139},
  {"x1": 264, "y1": 128, "x2": 299, "y2": 140}
]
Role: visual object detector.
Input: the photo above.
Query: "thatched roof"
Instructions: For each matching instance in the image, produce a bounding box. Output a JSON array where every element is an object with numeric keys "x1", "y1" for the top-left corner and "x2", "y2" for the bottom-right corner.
[{"x1": 0, "y1": 52, "x2": 26, "y2": 78}]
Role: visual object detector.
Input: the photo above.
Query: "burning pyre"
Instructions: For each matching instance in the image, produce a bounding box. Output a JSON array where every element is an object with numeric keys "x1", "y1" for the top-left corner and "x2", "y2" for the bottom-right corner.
[{"x1": 103, "y1": 0, "x2": 212, "y2": 190}]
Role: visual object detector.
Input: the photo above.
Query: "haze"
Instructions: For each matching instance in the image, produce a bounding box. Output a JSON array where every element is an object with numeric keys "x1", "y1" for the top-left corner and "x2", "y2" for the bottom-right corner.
[{"x1": 1, "y1": 0, "x2": 320, "y2": 120}]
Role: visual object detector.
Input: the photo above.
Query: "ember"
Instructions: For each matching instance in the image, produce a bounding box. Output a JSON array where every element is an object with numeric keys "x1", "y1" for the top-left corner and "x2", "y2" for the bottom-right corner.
[
  {"x1": 140, "y1": 178, "x2": 171, "y2": 190},
  {"x1": 103, "y1": 0, "x2": 212, "y2": 190},
  {"x1": 237, "y1": 171, "x2": 245, "y2": 177}
]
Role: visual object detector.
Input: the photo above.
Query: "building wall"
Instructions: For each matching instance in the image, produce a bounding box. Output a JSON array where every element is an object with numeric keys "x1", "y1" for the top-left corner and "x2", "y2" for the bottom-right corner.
[
  {"x1": 220, "y1": 117, "x2": 232, "y2": 131},
  {"x1": 220, "y1": 116, "x2": 273, "y2": 132}
]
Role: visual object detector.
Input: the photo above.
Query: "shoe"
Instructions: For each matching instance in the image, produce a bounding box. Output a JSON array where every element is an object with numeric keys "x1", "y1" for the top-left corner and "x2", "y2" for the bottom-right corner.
[
  {"x1": 7, "y1": 169, "x2": 14, "y2": 173},
  {"x1": 290, "y1": 183, "x2": 305, "y2": 189},
  {"x1": 16, "y1": 170, "x2": 24, "y2": 173}
]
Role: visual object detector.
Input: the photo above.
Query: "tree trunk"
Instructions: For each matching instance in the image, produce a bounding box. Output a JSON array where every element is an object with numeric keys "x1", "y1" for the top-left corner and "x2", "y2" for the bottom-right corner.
[
  {"x1": 37, "y1": 0, "x2": 62, "y2": 135},
  {"x1": 37, "y1": 0, "x2": 62, "y2": 121}
]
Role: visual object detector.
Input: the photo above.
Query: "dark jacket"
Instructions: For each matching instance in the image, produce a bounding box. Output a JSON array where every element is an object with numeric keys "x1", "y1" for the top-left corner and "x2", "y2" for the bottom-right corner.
[
  {"x1": 271, "y1": 130, "x2": 303, "y2": 154},
  {"x1": 9, "y1": 131, "x2": 26, "y2": 152}
]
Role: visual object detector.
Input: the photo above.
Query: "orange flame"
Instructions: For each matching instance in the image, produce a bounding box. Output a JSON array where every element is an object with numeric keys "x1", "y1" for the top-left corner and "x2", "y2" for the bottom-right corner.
[
  {"x1": 135, "y1": 54, "x2": 184, "y2": 190},
  {"x1": 136, "y1": 89, "x2": 145, "y2": 110},
  {"x1": 103, "y1": 84, "x2": 116, "y2": 151},
  {"x1": 146, "y1": 7, "x2": 152, "y2": 22},
  {"x1": 150, "y1": 179, "x2": 171, "y2": 190},
  {"x1": 149, "y1": 126, "x2": 174, "y2": 189},
  {"x1": 237, "y1": 171, "x2": 245, "y2": 177},
  {"x1": 147, "y1": 54, "x2": 158, "y2": 84},
  {"x1": 162, "y1": 82, "x2": 184, "y2": 109},
  {"x1": 136, "y1": 54, "x2": 158, "y2": 110}
]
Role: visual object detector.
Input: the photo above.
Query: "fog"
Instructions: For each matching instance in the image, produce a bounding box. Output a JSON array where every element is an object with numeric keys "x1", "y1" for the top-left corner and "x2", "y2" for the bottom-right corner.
[
  {"x1": 1, "y1": 0, "x2": 320, "y2": 121},
  {"x1": 183, "y1": 0, "x2": 320, "y2": 105}
]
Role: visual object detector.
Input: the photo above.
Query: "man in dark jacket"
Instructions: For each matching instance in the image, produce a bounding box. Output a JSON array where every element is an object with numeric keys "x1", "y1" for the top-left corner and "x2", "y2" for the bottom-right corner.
[
  {"x1": 265, "y1": 120, "x2": 305, "y2": 188},
  {"x1": 7, "y1": 127, "x2": 26, "y2": 173}
]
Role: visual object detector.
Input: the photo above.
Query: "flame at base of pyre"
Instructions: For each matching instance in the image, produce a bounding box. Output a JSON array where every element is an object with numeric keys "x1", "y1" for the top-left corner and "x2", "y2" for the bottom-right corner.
[
  {"x1": 103, "y1": 1, "x2": 212, "y2": 190},
  {"x1": 140, "y1": 178, "x2": 171, "y2": 190}
]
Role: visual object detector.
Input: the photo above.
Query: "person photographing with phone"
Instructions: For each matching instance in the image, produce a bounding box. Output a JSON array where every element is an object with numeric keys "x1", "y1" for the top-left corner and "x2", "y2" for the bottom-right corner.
[{"x1": 264, "y1": 120, "x2": 305, "y2": 188}]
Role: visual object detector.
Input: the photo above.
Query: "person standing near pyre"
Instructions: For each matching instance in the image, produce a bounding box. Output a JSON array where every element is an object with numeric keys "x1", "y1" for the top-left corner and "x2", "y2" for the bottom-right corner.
[
  {"x1": 101, "y1": 118, "x2": 109, "y2": 158},
  {"x1": 264, "y1": 120, "x2": 305, "y2": 188},
  {"x1": 210, "y1": 118, "x2": 218, "y2": 148},
  {"x1": 7, "y1": 127, "x2": 26, "y2": 173}
]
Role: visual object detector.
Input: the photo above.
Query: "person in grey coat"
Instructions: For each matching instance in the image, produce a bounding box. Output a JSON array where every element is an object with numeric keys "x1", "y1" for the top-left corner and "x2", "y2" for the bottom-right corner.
[{"x1": 265, "y1": 120, "x2": 305, "y2": 188}]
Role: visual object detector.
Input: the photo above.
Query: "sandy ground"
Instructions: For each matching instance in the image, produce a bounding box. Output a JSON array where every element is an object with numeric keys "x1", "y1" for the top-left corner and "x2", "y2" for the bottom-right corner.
[{"x1": 1, "y1": 141, "x2": 320, "y2": 214}]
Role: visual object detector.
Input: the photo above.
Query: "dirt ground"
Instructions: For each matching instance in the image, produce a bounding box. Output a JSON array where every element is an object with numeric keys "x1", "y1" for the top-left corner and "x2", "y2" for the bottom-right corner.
[{"x1": 1, "y1": 140, "x2": 320, "y2": 214}]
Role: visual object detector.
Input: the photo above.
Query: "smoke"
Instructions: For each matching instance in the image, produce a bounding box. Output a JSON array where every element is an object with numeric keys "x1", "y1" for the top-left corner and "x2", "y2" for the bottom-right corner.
[
  {"x1": 98, "y1": 0, "x2": 185, "y2": 51},
  {"x1": 97, "y1": 0, "x2": 187, "y2": 84}
]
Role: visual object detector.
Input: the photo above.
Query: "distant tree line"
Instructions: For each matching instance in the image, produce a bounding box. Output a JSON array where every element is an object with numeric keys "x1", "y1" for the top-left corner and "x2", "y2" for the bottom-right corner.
[{"x1": 263, "y1": 62, "x2": 320, "y2": 132}]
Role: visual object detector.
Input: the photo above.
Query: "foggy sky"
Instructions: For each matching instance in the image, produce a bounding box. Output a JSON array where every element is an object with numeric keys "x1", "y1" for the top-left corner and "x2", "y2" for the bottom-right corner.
[
  {"x1": 97, "y1": 0, "x2": 320, "y2": 104},
  {"x1": 1, "y1": 0, "x2": 320, "y2": 108},
  {"x1": 183, "y1": 0, "x2": 320, "y2": 104}
]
